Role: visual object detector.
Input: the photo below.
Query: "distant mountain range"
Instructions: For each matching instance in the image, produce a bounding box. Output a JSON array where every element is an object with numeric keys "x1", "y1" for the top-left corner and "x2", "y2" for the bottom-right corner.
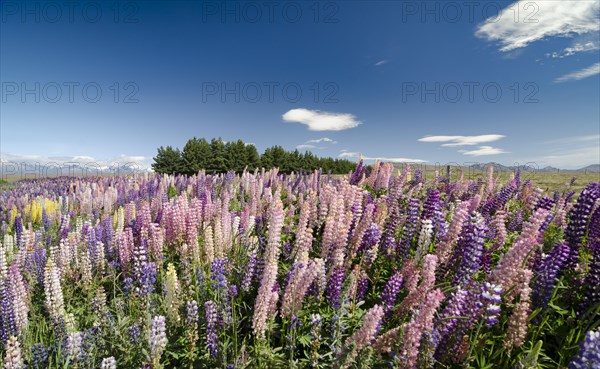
[{"x1": 466, "y1": 162, "x2": 599, "y2": 174}]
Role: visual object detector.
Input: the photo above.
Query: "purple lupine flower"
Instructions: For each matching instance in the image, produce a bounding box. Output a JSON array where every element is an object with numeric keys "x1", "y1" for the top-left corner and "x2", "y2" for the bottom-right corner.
[
  {"x1": 397, "y1": 198, "x2": 420, "y2": 261},
  {"x1": 205, "y1": 300, "x2": 219, "y2": 358},
  {"x1": 33, "y1": 246, "x2": 47, "y2": 287},
  {"x1": 422, "y1": 189, "x2": 447, "y2": 238},
  {"x1": 241, "y1": 248, "x2": 257, "y2": 292},
  {"x1": 138, "y1": 262, "x2": 157, "y2": 295},
  {"x1": 128, "y1": 323, "x2": 141, "y2": 344},
  {"x1": 349, "y1": 159, "x2": 365, "y2": 185},
  {"x1": 569, "y1": 328, "x2": 600, "y2": 369},
  {"x1": 565, "y1": 182, "x2": 600, "y2": 266},
  {"x1": 186, "y1": 301, "x2": 199, "y2": 327},
  {"x1": 482, "y1": 184, "x2": 516, "y2": 218},
  {"x1": 327, "y1": 267, "x2": 345, "y2": 310},
  {"x1": 150, "y1": 316, "x2": 167, "y2": 366},
  {"x1": 380, "y1": 270, "x2": 403, "y2": 315},
  {"x1": 481, "y1": 282, "x2": 502, "y2": 327},
  {"x1": 433, "y1": 283, "x2": 483, "y2": 362},
  {"x1": 451, "y1": 213, "x2": 486, "y2": 286},
  {"x1": 581, "y1": 244, "x2": 600, "y2": 315},
  {"x1": 356, "y1": 278, "x2": 369, "y2": 302},
  {"x1": 359, "y1": 223, "x2": 381, "y2": 255},
  {"x1": 532, "y1": 242, "x2": 570, "y2": 309},
  {"x1": 30, "y1": 343, "x2": 49, "y2": 369},
  {"x1": 14, "y1": 216, "x2": 23, "y2": 249},
  {"x1": 0, "y1": 280, "x2": 16, "y2": 346},
  {"x1": 507, "y1": 208, "x2": 523, "y2": 232},
  {"x1": 381, "y1": 203, "x2": 401, "y2": 258}
]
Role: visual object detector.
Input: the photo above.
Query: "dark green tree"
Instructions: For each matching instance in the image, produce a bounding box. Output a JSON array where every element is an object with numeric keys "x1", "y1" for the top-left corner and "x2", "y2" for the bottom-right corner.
[
  {"x1": 182, "y1": 137, "x2": 212, "y2": 175},
  {"x1": 208, "y1": 138, "x2": 228, "y2": 173},
  {"x1": 245, "y1": 143, "x2": 261, "y2": 171},
  {"x1": 227, "y1": 139, "x2": 248, "y2": 173},
  {"x1": 151, "y1": 146, "x2": 184, "y2": 174}
]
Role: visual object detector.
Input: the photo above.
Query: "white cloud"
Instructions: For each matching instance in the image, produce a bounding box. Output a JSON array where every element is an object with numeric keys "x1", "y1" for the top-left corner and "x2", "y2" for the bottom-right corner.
[
  {"x1": 418, "y1": 134, "x2": 506, "y2": 147},
  {"x1": 530, "y1": 145, "x2": 600, "y2": 169},
  {"x1": 338, "y1": 151, "x2": 426, "y2": 163},
  {"x1": 375, "y1": 59, "x2": 389, "y2": 66},
  {"x1": 296, "y1": 144, "x2": 318, "y2": 150},
  {"x1": 475, "y1": 1, "x2": 600, "y2": 52},
  {"x1": 554, "y1": 62, "x2": 600, "y2": 83},
  {"x1": 460, "y1": 146, "x2": 508, "y2": 156},
  {"x1": 543, "y1": 134, "x2": 600, "y2": 144},
  {"x1": 283, "y1": 109, "x2": 362, "y2": 131},
  {"x1": 547, "y1": 41, "x2": 600, "y2": 58},
  {"x1": 306, "y1": 137, "x2": 337, "y2": 144}
]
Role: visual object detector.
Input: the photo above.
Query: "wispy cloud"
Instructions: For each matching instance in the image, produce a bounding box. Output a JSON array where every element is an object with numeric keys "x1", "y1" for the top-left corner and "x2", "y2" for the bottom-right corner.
[
  {"x1": 554, "y1": 62, "x2": 600, "y2": 83},
  {"x1": 374, "y1": 59, "x2": 389, "y2": 66},
  {"x1": 547, "y1": 41, "x2": 600, "y2": 58},
  {"x1": 475, "y1": 1, "x2": 600, "y2": 52},
  {"x1": 338, "y1": 150, "x2": 426, "y2": 163},
  {"x1": 418, "y1": 134, "x2": 506, "y2": 147},
  {"x1": 543, "y1": 134, "x2": 600, "y2": 144},
  {"x1": 283, "y1": 108, "x2": 362, "y2": 131},
  {"x1": 306, "y1": 137, "x2": 337, "y2": 144},
  {"x1": 460, "y1": 146, "x2": 508, "y2": 156},
  {"x1": 296, "y1": 144, "x2": 318, "y2": 150}
]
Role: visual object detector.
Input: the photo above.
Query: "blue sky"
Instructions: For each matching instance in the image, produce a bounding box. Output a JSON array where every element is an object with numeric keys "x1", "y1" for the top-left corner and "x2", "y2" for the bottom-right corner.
[{"x1": 1, "y1": 0, "x2": 599, "y2": 170}]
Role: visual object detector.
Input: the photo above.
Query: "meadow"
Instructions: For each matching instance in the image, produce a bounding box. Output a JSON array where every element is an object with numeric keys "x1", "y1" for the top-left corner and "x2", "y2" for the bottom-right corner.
[{"x1": 0, "y1": 162, "x2": 598, "y2": 368}]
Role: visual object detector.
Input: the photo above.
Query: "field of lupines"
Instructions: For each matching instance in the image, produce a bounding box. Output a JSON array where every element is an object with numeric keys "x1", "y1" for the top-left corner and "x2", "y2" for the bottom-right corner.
[{"x1": 0, "y1": 162, "x2": 598, "y2": 369}]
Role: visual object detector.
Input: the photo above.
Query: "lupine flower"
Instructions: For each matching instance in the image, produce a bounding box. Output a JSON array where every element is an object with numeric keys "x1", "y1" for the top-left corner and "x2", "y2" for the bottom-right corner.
[
  {"x1": 532, "y1": 242, "x2": 570, "y2": 308},
  {"x1": 3, "y1": 335, "x2": 22, "y2": 369},
  {"x1": 380, "y1": 270, "x2": 403, "y2": 315},
  {"x1": 30, "y1": 343, "x2": 49, "y2": 369},
  {"x1": 327, "y1": 267, "x2": 345, "y2": 310},
  {"x1": 252, "y1": 194, "x2": 284, "y2": 338},
  {"x1": 398, "y1": 199, "x2": 420, "y2": 261},
  {"x1": 241, "y1": 248, "x2": 257, "y2": 292},
  {"x1": 150, "y1": 315, "x2": 167, "y2": 366},
  {"x1": 129, "y1": 323, "x2": 141, "y2": 344},
  {"x1": 101, "y1": 356, "x2": 117, "y2": 369},
  {"x1": 569, "y1": 328, "x2": 600, "y2": 369},
  {"x1": 44, "y1": 259, "x2": 65, "y2": 322},
  {"x1": 581, "y1": 243, "x2": 600, "y2": 315},
  {"x1": 565, "y1": 182, "x2": 600, "y2": 267},
  {"x1": 65, "y1": 331, "x2": 84, "y2": 363},
  {"x1": 340, "y1": 304, "x2": 385, "y2": 367},
  {"x1": 164, "y1": 263, "x2": 181, "y2": 323},
  {"x1": 309, "y1": 314, "x2": 323, "y2": 367},
  {"x1": 481, "y1": 282, "x2": 502, "y2": 327},
  {"x1": 450, "y1": 213, "x2": 486, "y2": 286},
  {"x1": 436, "y1": 200, "x2": 470, "y2": 265},
  {"x1": 505, "y1": 269, "x2": 533, "y2": 349},
  {"x1": 414, "y1": 219, "x2": 433, "y2": 263},
  {"x1": 400, "y1": 289, "x2": 445, "y2": 369},
  {"x1": 205, "y1": 300, "x2": 219, "y2": 358}
]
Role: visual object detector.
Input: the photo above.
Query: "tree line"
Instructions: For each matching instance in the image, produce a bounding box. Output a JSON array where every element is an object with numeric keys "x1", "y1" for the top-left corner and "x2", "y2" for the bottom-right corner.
[{"x1": 151, "y1": 138, "x2": 357, "y2": 175}]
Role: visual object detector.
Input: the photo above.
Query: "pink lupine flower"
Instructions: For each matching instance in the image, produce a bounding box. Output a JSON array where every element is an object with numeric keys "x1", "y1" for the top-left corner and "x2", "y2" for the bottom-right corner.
[
  {"x1": 252, "y1": 193, "x2": 284, "y2": 337},
  {"x1": 436, "y1": 200, "x2": 470, "y2": 266},
  {"x1": 399, "y1": 288, "x2": 445, "y2": 369},
  {"x1": 505, "y1": 269, "x2": 533, "y2": 349},
  {"x1": 342, "y1": 304, "x2": 385, "y2": 365}
]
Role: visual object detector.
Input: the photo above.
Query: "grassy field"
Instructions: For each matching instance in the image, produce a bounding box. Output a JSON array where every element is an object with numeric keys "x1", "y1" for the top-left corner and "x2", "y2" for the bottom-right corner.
[{"x1": 2, "y1": 171, "x2": 598, "y2": 195}]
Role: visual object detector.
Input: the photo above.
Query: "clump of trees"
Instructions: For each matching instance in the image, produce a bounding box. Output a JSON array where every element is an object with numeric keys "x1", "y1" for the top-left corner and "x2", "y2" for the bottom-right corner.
[{"x1": 152, "y1": 138, "x2": 357, "y2": 175}]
